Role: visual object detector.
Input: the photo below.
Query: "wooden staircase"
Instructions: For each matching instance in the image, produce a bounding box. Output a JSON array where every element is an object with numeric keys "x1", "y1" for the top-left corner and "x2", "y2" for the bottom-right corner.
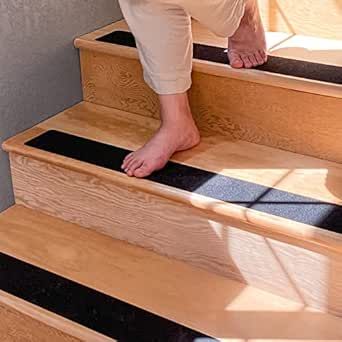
[{"x1": 1, "y1": 3, "x2": 342, "y2": 340}]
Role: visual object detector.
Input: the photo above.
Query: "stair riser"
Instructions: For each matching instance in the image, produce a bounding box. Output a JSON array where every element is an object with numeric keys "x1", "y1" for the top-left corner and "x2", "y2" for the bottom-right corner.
[
  {"x1": 259, "y1": 0, "x2": 342, "y2": 40},
  {"x1": 10, "y1": 153, "x2": 342, "y2": 317},
  {"x1": 80, "y1": 49, "x2": 342, "y2": 164}
]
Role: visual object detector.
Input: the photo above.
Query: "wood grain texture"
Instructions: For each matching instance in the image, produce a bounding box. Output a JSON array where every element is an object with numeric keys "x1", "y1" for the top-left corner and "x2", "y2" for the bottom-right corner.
[
  {"x1": 79, "y1": 48, "x2": 342, "y2": 163},
  {"x1": 9, "y1": 153, "x2": 342, "y2": 318},
  {"x1": 259, "y1": 0, "x2": 342, "y2": 40},
  {"x1": 0, "y1": 295, "x2": 80, "y2": 342},
  {"x1": 3, "y1": 102, "x2": 342, "y2": 254},
  {"x1": 80, "y1": 50, "x2": 160, "y2": 118},
  {"x1": 1, "y1": 205, "x2": 342, "y2": 341}
]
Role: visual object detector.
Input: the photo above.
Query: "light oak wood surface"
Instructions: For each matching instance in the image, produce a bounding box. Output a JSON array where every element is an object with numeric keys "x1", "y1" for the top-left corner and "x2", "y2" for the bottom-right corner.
[
  {"x1": 258, "y1": 0, "x2": 342, "y2": 40},
  {"x1": 75, "y1": 21, "x2": 342, "y2": 163},
  {"x1": 0, "y1": 294, "x2": 80, "y2": 342},
  {"x1": 1, "y1": 205, "x2": 342, "y2": 341}
]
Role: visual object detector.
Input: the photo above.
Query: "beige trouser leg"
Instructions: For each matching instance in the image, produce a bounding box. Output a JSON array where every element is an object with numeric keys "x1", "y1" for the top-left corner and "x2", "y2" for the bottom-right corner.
[
  {"x1": 118, "y1": 0, "x2": 245, "y2": 95},
  {"x1": 180, "y1": 0, "x2": 246, "y2": 37}
]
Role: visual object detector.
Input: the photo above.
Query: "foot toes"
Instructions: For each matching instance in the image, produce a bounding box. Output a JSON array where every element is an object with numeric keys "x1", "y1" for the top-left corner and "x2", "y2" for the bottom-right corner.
[
  {"x1": 228, "y1": 51, "x2": 244, "y2": 69},
  {"x1": 242, "y1": 56, "x2": 253, "y2": 69},
  {"x1": 122, "y1": 152, "x2": 134, "y2": 169},
  {"x1": 231, "y1": 57, "x2": 244, "y2": 69},
  {"x1": 125, "y1": 159, "x2": 144, "y2": 177},
  {"x1": 134, "y1": 163, "x2": 153, "y2": 178},
  {"x1": 124, "y1": 156, "x2": 138, "y2": 172},
  {"x1": 261, "y1": 50, "x2": 268, "y2": 63},
  {"x1": 248, "y1": 55, "x2": 258, "y2": 67},
  {"x1": 255, "y1": 51, "x2": 265, "y2": 65},
  {"x1": 124, "y1": 152, "x2": 134, "y2": 162}
]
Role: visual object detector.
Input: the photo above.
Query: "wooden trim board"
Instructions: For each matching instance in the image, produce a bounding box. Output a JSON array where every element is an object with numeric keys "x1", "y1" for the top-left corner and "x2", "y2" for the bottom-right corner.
[
  {"x1": 1, "y1": 205, "x2": 342, "y2": 341},
  {"x1": 75, "y1": 20, "x2": 342, "y2": 99},
  {"x1": 0, "y1": 292, "x2": 81, "y2": 341}
]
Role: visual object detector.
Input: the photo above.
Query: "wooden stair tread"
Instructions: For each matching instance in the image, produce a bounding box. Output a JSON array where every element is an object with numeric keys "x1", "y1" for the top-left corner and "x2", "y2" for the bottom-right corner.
[
  {"x1": 74, "y1": 20, "x2": 342, "y2": 98},
  {"x1": 0, "y1": 295, "x2": 79, "y2": 342},
  {"x1": 2, "y1": 101, "x2": 342, "y2": 254},
  {"x1": 1, "y1": 204, "x2": 342, "y2": 341}
]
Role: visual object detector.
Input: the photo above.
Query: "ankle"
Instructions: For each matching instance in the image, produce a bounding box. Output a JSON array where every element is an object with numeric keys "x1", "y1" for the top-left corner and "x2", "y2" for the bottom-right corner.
[
  {"x1": 159, "y1": 92, "x2": 194, "y2": 125},
  {"x1": 158, "y1": 121, "x2": 200, "y2": 151},
  {"x1": 160, "y1": 92, "x2": 191, "y2": 113}
]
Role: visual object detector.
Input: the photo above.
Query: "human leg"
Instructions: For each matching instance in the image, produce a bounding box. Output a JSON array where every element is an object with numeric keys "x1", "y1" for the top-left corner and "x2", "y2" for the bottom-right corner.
[{"x1": 119, "y1": 0, "x2": 200, "y2": 177}]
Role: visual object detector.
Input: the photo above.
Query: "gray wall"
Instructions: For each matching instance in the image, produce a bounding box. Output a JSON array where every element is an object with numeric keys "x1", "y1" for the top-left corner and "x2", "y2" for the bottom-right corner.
[{"x1": 0, "y1": 1, "x2": 122, "y2": 212}]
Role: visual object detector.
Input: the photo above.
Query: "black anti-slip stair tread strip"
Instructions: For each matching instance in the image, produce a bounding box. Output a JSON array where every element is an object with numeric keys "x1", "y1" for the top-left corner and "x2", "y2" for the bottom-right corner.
[
  {"x1": 26, "y1": 130, "x2": 342, "y2": 233},
  {"x1": 0, "y1": 252, "x2": 215, "y2": 341},
  {"x1": 97, "y1": 30, "x2": 342, "y2": 85}
]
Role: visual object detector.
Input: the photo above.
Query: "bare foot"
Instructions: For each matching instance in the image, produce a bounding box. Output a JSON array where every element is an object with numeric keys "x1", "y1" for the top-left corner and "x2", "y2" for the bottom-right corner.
[
  {"x1": 121, "y1": 94, "x2": 200, "y2": 178},
  {"x1": 228, "y1": 0, "x2": 267, "y2": 68}
]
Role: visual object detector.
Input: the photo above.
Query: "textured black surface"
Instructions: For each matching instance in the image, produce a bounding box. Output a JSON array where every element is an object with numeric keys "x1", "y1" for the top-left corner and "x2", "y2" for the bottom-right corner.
[
  {"x1": 0, "y1": 252, "x2": 215, "y2": 341},
  {"x1": 97, "y1": 30, "x2": 342, "y2": 84},
  {"x1": 26, "y1": 130, "x2": 342, "y2": 233}
]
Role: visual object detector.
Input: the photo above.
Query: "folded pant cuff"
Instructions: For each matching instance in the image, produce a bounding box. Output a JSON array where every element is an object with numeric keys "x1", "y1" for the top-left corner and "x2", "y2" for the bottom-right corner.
[{"x1": 143, "y1": 72, "x2": 192, "y2": 95}]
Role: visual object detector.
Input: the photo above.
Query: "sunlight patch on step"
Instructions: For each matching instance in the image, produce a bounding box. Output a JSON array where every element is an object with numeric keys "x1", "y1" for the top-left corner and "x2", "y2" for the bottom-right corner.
[
  {"x1": 207, "y1": 218, "x2": 331, "y2": 311},
  {"x1": 226, "y1": 227, "x2": 330, "y2": 310},
  {"x1": 209, "y1": 219, "x2": 224, "y2": 239},
  {"x1": 269, "y1": 34, "x2": 342, "y2": 66},
  {"x1": 223, "y1": 286, "x2": 304, "y2": 312},
  {"x1": 266, "y1": 31, "x2": 293, "y2": 50}
]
